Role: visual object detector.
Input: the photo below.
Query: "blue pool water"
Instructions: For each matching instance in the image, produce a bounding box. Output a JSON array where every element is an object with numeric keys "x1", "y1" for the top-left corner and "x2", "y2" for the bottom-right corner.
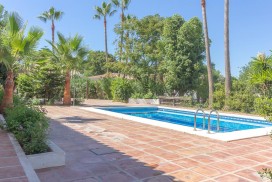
[{"x1": 99, "y1": 107, "x2": 272, "y2": 133}]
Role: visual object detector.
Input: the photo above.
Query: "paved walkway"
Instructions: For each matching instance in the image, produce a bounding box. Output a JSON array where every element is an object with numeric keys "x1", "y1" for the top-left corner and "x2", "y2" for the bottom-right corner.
[
  {"x1": 36, "y1": 101, "x2": 272, "y2": 182},
  {"x1": 0, "y1": 130, "x2": 28, "y2": 182}
]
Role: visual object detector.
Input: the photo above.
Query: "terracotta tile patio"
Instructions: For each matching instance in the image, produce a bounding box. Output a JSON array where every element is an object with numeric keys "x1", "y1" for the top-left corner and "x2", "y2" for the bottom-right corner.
[
  {"x1": 36, "y1": 100, "x2": 272, "y2": 181},
  {"x1": 0, "y1": 130, "x2": 29, "y2": 182}
]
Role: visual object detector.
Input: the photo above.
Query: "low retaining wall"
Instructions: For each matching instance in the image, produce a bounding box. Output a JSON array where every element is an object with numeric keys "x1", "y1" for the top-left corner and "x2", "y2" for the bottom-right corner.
[
  {"x1": 0, "y1": 114, "x2": 65, "y2": 171},
  {"x1": 27, "y1": 140, "x2": 65, "y2": 170},
  {"x1": 128, "y1": 98, "x2": 160, "y2": 105}
]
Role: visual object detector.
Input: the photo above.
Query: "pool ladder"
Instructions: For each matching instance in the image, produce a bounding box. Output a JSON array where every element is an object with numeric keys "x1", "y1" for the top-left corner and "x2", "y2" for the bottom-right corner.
[{"x1": 194, "y1": 109, "x2": 220, "y2": 133}]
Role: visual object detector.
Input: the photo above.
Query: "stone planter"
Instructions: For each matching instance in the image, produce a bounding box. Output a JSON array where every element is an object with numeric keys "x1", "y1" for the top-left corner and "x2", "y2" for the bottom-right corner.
[
  {"x1": 27, "y1": 140, "x2": 65, "y2": 170},
  {"x1": 0, "y1": 114, "x2": 65, "y2": 170},
  {"x1": 128, "y1": 98, "x2": 160, "y2": 105}
]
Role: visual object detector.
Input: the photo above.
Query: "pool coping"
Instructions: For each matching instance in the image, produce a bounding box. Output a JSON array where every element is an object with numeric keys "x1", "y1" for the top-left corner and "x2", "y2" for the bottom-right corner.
[{"x1": 80, "y1": 106, "x2": 272, "y2": 142}]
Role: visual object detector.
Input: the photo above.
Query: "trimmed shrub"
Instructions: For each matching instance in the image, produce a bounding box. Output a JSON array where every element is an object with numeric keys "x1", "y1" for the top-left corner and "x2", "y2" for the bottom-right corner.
[
  {"x1": 111, "y1": 78, "x2": 132, "y2": 102},
  {"x1": 5, "y1": 105, "x2": 49, "y2": 155}
]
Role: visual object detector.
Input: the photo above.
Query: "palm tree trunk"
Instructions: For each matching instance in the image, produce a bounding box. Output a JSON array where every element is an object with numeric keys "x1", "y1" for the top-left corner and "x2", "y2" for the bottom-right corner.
[
  {"x1": 104, "y1": 17, "x2": 109, "y2": 73},
  {"x1": 51, "y1": 20, "x2": 55, "y2": 52},
  {"x1": 224, "y1": 0, "x2": 231, "y2": 108},
  {"x1": 120, "y1": 8, "x2": 124, "y2": 62},
  {"x1": 0, "y1": 71, "x2": 14, "y2": 113},
  {"x1": 201, "y1": 0, "x2": 214, "y2": 108},
  {"x1": 63, "y1": 69, "x2": 71, "y2": 105}
]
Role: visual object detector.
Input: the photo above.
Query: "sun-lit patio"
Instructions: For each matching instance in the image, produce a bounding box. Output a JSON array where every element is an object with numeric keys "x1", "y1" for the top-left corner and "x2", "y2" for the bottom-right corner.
[{"x1": 31, "y1": 100, "x2": 272, "y2": 182}]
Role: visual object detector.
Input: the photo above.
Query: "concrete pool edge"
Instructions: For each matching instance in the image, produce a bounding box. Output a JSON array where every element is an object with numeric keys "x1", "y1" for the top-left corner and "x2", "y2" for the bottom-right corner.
[{"x1": 79, "y1": 106, "x2": 272, "y2": 142}]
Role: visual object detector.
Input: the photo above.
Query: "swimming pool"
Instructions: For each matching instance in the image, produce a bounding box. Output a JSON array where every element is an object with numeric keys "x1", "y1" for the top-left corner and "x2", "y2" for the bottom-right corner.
[{"x1": 80, "y1": 106, "x2": 272, "y2": 141}]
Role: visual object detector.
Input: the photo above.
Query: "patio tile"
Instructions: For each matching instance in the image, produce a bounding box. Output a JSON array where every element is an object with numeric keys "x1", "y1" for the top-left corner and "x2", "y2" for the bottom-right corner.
[
  {"x1": 253, "y1": 164, "x2": 271, "y2": 171},
  {"x1": 99, "y1": 171, "x2": 135, "y2": 182},
  {"x1": 226, "y1": 157, "x2": 259, "y2": 167},
  {"x1": 0, "y1": 157, "x2": 20, "y2": 168},
  {"x1": 89, "y1": 147, "x2": 117, "y2": 155},
  {"x1": 154, "y1": 162, "x2": 183, "y2": 173},
  {"x1": 206, "y1": 151, "x2": 232, "y2": 160},
  {"x1": 214, "y1": 174, "x2": 250, "y2": 182},
  {"x1": 161, "y1": 144, "x2": 183, "y2": 151},
  {"x1": 243, "y1": 154, "x2": 270, "y2": 163},
  {"x1": 112, "y1": 158, "x2": 144, "y2": 170},
  {"x1": 0, "y1": 166, "x2": 25, "y2": 180},
  {"x1": 155, "y1": 151, "x2": 182, "y2": 161},
  {"x1": 0, "y1": 145, "x2": 14, "y2": 151},
  {"x1": 192, "y1": 165, "x2": 223, "y2": 177},
  {"x1": 210, "y1": 161, "x2": 241, "y2": 172},
  {"x1": 124, "y1": 149, "x2": 147, "y2": 158},
  {"x1": 69, "y1": 177, "x2": 99, "y2": 182},
  {"x1": 176, "y1": 142, "x2": 195, "y2": 148},
  {"x1": 100, "y1": 152, "x2": 130, "y2": 162},
  {"x1": 190, "y1": 154, "x2": 218, "y2": 164},
  {"x1": 171, "y1": 169, "x2": 207, "y2": 182},
  {"x1": 173, "y1": 158, "x2": 201, "y2": 168},
  {"x1": 0, "y1": 176, "x2": 29, "y2": 182},
  {"x1": 125, "y1": 166, "x2": 162, "y2": 180},
  {"x1": 235, "y1": 169, "x2": 263, "y2": 182},
  {"x1": 36, "y1": 105, "x2": 272, "y2": 182},
  {"x1": 137, "y1": 155, "x2": 167, "y2": 166},
  {"x1": 143, "y1": 175, "x2": 175, "y2": 182},
  {"x1": 0, "y1": 150, "x2": 17, "y2": 158},
  {"x1": 256, "y1": 150, "x2": 272, "y2": 159}
]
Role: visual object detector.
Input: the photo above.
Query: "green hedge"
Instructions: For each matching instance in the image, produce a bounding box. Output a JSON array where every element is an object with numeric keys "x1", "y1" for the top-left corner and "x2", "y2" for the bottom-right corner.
[
  {"x1": 111, "y1": 78, "x2": 132, "y2": 102},
  {"x1": 5, "y1": 104, "x2": 49, "y2": 155}
]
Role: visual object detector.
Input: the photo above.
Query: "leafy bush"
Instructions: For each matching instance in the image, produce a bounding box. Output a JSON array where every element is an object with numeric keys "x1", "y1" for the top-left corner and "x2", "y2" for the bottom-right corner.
[
  {"x1": 111, "y1": 78, "x2": 132, "y2": 102},
  {"x1": 254, "y1": 97, "x2": 272, "y2": 121},
  {"x1": 131, "y1": 93, "x2": 144, "y2": 99},
  {"x1": 88, "y1": 81, "x2": 97, "y2": 99},
  {"x1": 0, "y1": 88, "x2": 25, "y2": 108},
  {"x1": 212, "y1": 83, "x2": 225, "y2": 110},
  {"x1": 5, "y1": 104, "x2": 49, "y2": 155},
  {"x1": 29, "y1": 98, "x2": 41, "y2": 105},
  {"x1": 227, "y1": 80, "x2": 256, "y2": 113},
  {"x1": 99, "y1": 78, "x2": 113, "y2": 99}
]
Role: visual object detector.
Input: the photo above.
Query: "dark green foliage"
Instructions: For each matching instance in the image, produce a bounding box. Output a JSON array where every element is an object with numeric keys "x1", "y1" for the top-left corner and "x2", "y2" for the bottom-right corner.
[
  {"x1": 0, "y1": 63, "x2": 6, "y2": 86},
  {"x1": 162, "y1": 16, "x2": 205, "y2": 95},
  {"x1": 5, "y1": 104, "x2": 49, "y2": 155},
  {"x1": 17, "y1": 74, "x2": 36, "y2": 99},
  {"x1": 111, "y1": 78, "x2": 132, "y2": 102},
  {"x1": 212, "y1": 82, "x2": 225, "y2": 110},
  {"x1": 71, "y1": 75, "x2": 88, "y2": 99},
  {"x1": 83, "y1": 51, "x2": 115, "y2": 76},
  {"x1": 228, "y1": 80, "x2": 256, "y2": 113},
  {"x1": 100, "y1": 78, "x2": 113, "y2": 99},
  {"x1": 254, "y1": 97, "x2": 272, "y2": 120},
  {"x1": 17, "y1": 65, "x2": 64, "y2": 102}
]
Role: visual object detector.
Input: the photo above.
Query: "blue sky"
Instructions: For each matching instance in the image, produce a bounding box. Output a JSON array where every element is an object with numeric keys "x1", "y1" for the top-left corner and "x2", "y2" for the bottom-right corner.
[{"x1": 2, "y1": 0, "x2": 272, "y2": 77}]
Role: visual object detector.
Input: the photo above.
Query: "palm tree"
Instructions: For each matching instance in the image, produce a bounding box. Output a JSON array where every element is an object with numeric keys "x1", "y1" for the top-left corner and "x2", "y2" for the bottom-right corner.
[
  {"x1": 201, "y1": 0, "x2": 213, "y2": 108},
  {"x1": 94, "y1": 2, "x2": 116, "y2": 73},
  {"x1": 250, "y1": 53, "x2": 272, "y2": 96},
  {"x1": 0, "y1": 13, "x2": 43, "y2": 113},
  {"x1": 38, "y1": 7, "x2": 63, "y2": 50},
  {"x1": 224, "y1": 0, "x2": 231, "y2": 107},
  {"x1": 112, "y1": 0, "x2": 131, "y2": 61},
  {"x1": 48, "y1": 33, "x2": 88, "y2": 105}
]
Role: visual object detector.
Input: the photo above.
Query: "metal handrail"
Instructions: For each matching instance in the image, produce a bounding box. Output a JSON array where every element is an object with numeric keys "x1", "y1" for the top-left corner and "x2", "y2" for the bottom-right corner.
[
  {"x1": 194, "y1": 109, "x2": 206, "y2": 131},
  {"x1": 208, "y1": 110, "x2": 220, "y2": 134}
]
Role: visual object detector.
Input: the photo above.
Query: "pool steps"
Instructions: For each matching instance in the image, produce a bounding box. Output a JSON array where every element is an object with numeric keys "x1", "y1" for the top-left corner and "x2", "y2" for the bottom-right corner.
[{"x1": 194, "y1": 109, "x2": 220, "y2": 133}]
